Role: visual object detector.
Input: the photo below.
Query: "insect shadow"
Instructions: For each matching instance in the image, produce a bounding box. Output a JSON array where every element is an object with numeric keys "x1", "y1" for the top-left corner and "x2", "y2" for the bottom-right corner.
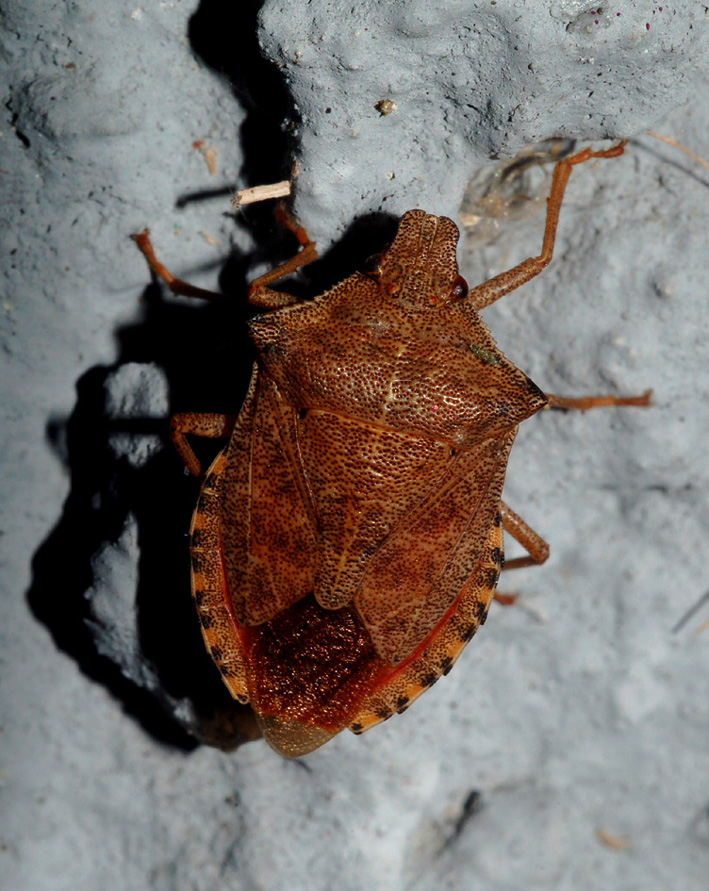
[
  {"x1": 27, "y1": 262, "x2": 255, "y2": 750},
  {"x1": 27, "y1": 0, "x2": 403, "y2": 752},
  {"x1": 27, "y1": 206, "x2": 400, "y2": 752},
  {"x1": 25, "y1": 0, "x2": 298, "y2": 754}
]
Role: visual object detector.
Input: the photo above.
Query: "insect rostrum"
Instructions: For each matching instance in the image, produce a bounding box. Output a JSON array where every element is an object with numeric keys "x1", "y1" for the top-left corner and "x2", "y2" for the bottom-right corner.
[{"x1": 133, "y1": 143, "x2": 649, "y2": 757}]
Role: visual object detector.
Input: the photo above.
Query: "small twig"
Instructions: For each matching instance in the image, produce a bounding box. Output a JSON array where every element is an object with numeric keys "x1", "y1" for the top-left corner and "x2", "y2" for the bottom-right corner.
[
  {"x1": 192, "y1": 139, "x2": 218, "y2": 176},
  {"x1": 232, "y1": 181, "x2": 292, "y2": 208},
  {"x1": 646, "y1": 132, "x2": 709, "y2": 170},
  {"x1": 595, "y1": 828, "x2": 633, "y2": 851},
  {"x1": 671, "y1": 589, "x2": 709, "y2": 634}
]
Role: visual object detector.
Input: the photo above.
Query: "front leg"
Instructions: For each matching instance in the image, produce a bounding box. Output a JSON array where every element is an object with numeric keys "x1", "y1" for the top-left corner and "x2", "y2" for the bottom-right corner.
[
  {"x1": 466, "y1": 142, "x2": 627, "y2": 312},
  {"x1": 247, "y1": 204, "x2": 318, "y2": 309},
  {"x1": 132, "y1": 201, "x2": 317, "y2": 311}
]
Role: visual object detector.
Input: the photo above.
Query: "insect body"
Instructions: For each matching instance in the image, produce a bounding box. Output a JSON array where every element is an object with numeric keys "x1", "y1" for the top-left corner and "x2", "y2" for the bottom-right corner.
[{"x1": 133, "y1": 143, "x2": 649, "y2": 757}]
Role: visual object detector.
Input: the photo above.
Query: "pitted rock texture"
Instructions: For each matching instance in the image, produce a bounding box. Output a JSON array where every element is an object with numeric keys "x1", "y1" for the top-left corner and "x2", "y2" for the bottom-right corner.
[
  {"x1": 3, "y1": 1, "x2": 709, "y2": 890},
  {"x1": 258, "y1": 0, "x2": 709, "y2": 246}
]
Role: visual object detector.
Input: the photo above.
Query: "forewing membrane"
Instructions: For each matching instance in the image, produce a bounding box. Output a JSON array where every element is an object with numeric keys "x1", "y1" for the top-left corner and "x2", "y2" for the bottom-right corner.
[{"x1": 221, "y1": 368, "x2": 317, "y2": 626}]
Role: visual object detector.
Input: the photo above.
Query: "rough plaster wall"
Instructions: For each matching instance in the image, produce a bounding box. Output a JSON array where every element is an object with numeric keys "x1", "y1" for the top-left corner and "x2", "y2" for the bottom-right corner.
[
  {"x1": 2, "y1": 1, "x2": 709, "y2": 890},
  {"x1": 260, "y1": 0, "x2": 709, "y2": 246}
]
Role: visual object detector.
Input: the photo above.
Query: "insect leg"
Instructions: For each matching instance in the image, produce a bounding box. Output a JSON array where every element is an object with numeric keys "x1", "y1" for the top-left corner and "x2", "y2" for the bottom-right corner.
[
  {"x1": 466, "y1": 142, "x2": 627, "y2": 312},
  {"x1": 499, "y1": 501, "x2": 550, "y2": 570},
  {"x1": 131, "y1": 230, "x2": 224, "y2": 301},
  {"x1": 170, "y1": 412, "x2": 238, "y2": 477},
  {"x1": 247, "y1": 204, "x2": 318, "y2": 309},
  {"x1": 133, "y1": 203, "x2": 317, "y2": 309},
  {"x1": 545, "y1": 390, "x2": 652, "y2": 411}
]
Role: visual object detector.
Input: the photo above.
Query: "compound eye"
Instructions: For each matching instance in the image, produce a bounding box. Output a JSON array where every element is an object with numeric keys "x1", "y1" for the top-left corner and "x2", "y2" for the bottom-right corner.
[
  {"x1": 449, "y1": 275, "x2": 469, "y2": 301},
  {"x1": 362, "y1": 252, "x2": 385, "y2": 278}
]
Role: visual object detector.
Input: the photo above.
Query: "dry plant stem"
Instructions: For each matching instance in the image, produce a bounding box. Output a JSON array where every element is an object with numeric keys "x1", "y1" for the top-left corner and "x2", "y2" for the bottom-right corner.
[
  {"x1": 646, "y1": 132, "x2": 709, "y2": 170},
  {"x1": 170, "y1": 413, "x2": 238, "y2": 477},
  {"x1": 232, "y1": 180, "x2": 292, "y2": 207},
  {"x1": 467, "y1": 142, "x2": 627, "y2": 312}
]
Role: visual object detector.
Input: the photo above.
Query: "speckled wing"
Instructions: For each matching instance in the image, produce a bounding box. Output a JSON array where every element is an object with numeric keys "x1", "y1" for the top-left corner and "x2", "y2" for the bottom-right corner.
[
  {"x1": 220, "y1": 366, "x2": 317, "y2": 626},
  {"x1": 298, "y1": 411, "x2": 453, "y2": 611},
  {"x1": 354, "y1": 430, "x2": 515, "y2": 664}
]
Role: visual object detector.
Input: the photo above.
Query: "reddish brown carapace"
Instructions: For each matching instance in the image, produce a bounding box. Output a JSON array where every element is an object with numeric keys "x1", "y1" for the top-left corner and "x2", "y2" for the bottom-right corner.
[{"x1": 133, "y1": 143, "x2": 649, "y2": 757}]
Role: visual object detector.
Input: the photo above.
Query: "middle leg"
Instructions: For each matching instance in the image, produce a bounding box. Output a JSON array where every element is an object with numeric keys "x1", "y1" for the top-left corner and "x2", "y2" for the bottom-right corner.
[
  {"x1": 170, "y1": 412, "x2": 238, "y2": 477},
  {"x1": 499, "y1": 501, "x2": 550, "y2": 571}
]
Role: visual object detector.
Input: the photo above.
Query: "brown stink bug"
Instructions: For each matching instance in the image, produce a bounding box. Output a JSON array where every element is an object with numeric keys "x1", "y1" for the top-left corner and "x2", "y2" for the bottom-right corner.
[{"x1": 132, "y1": 143, "x2": 650, "y2": 757}]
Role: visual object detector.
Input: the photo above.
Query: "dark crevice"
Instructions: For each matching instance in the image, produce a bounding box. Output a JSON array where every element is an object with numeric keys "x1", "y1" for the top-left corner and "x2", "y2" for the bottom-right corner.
[
  {"x1": 5, "y1": 100, "x2": 31, "y2": 148},
  {"x1": 28, "y1": 283, "x2": 259, "y2": 752},
  {"x1": 188, "y1": 0, "x2": 295, "y2": 200},
  {"x1": 444, "y1": 790, "x2": 485, "y2": 849}
]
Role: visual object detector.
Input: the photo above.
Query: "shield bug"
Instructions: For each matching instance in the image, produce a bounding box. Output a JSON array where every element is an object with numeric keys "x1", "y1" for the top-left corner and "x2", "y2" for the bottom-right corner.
[{"x1": 132, "y1": 143, "x2": 650, "y2": 757}]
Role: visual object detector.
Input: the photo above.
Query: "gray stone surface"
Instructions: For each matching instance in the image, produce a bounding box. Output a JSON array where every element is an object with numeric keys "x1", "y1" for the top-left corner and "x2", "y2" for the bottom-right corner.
[
  {"x1": 259, "y1": 0, "x2": 709, "y2": 246},
  {"x1": 2, "y1": 1, "x2": 709, "y2": 890}
]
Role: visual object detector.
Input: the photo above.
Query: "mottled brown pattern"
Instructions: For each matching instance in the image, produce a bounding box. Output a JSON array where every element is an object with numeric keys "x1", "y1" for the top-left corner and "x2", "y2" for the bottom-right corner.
[
  {"x1": 300, "y1": 412, "x2": 450, "y2": 611},
  {"x1": 354, "y1": 431, "x2": 515, "y2": 663},
  {"x1": 220, "y1": 370, "x2": 318, "y2": 627},
  {"x1": 187, "y1": 210, "x2": 544, "y2": 755},
  {"x1": 346, "y1": 519, "x2": 504, "y2": 730},
  {"x1": 158, "y1": 145, "x2": 637, "y2": 756}
]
